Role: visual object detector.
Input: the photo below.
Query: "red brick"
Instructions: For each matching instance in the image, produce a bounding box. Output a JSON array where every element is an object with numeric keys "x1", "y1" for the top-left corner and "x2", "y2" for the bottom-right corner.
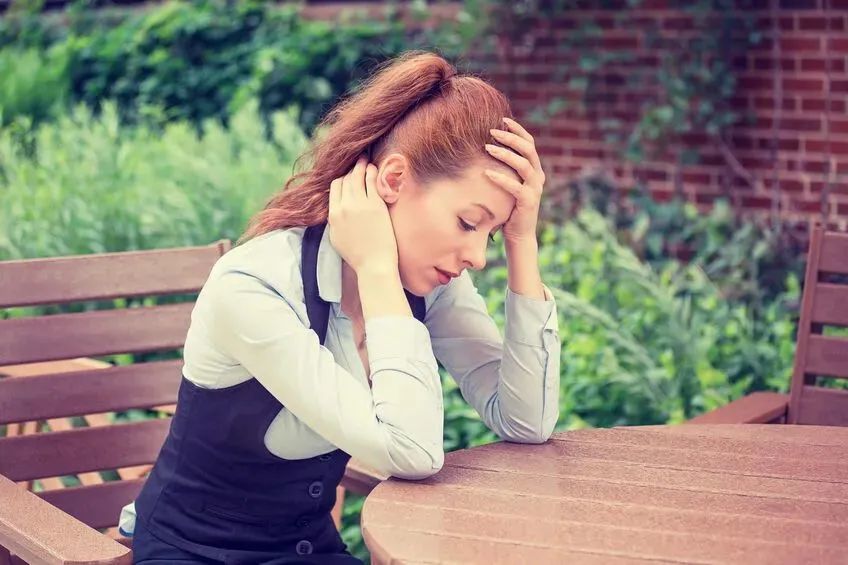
[
  {"x1": 753, "y1": 57, "x2": 797, "y2": 71},
  {"x1": 757, "y1": 138, "x2": 801, "y2": 151},
  {"x1": 780, "y1": 37, "x2": 821, "y2": 52},
  {"x1": 801, "y1": 98, "x2": 847, "y2": 112},
  {"x1": 806, "y1": 139, "x2": 848, "y2": 153},
  {"x1": 832, "y1": 80, "x2": 848, "y2": 93},
  {"x1": 571, "y1": 147, "x2": 605, "y2": 159},
  {"x1": 798, "y1": 17, "x2": 829, "y2": 31},
  {"x1": 663, "y1": 17, "x2": 694, "y2": 31},
  {"x1": 788, "y1": 198, "x2": 825, "y2": 214},
  {"x1": 779, "y1": 0, "x2": 820, "y2": 8},
  {"x1": 825, "y1": 120, "x2": 848, "y2": 137},
  {"x1": 742, "y1": 195, "x2": 774, "y2": 209},
  {"x1": 783, "y1": 117, "x2": 823, "y2": 132},
  {"x1": 783, "y1": 77, "x2": 826, "y2": 91},
  {"x1": 753, "y1": 97, "x2": 797, "y2": 111},
  {"x1": 602, "y1": 36, "x2": 640, "y2": 50},
  {"x1": 682, "y1": 171, "x2": 713, "y2": 184},
  {"x1": 829, "y1": 37, "x2": 848, "y2": 53}
]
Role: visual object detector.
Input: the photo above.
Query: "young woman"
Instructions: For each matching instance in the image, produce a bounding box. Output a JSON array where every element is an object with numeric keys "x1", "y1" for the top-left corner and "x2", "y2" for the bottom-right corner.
[{"x1": 123, "y1": 50, "x2": 561, "y2": 564}]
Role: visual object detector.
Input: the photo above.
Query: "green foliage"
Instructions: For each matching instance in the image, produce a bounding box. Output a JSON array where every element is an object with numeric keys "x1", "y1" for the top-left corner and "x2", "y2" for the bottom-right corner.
[
  {"x1": 465, "y1": 208, "x2": 798, "y2": 430},
  {"x1": 0, "y1": 1, "x2": 473, "y2": 137},
  {"x1": 0, "y1": 100, "x2": 307, "y2": 259},
  {"x1": 0, "y1": 46, "x2": 70, "y2": 127}
]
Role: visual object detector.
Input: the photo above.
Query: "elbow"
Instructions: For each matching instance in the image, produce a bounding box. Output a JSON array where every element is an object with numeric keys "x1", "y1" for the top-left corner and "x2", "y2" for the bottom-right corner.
[
  {"x1": 497, "y1": 410, "x2": 559, "y2": 445},
  {"x1": 385, "y1": 442, "x2": 444, "y2": 480}
]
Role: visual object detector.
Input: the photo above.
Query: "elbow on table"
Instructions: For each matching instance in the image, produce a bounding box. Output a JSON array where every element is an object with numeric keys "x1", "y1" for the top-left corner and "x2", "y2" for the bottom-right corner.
[
  {"x1": 497, "y1": 413, "x2": 558, "y2": 445},
  {"x1": 386, "y1": 444, "x2": 444, "y2": 481}
]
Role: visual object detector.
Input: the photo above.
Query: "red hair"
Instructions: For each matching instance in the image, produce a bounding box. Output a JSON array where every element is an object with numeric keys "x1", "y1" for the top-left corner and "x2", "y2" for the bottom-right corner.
[{"x1": 240, "y1": 50, "x2": 514, "y2": 242}]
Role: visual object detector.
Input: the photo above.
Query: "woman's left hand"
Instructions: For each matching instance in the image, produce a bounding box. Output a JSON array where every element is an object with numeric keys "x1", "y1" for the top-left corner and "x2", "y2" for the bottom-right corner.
[{"x1": 483, "y1": 117, "x2": 546, "y2": 244}]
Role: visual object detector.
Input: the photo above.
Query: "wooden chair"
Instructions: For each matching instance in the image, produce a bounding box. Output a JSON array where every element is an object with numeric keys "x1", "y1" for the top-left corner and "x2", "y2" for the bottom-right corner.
[
  {"x1": 0, "y1": 243, "x2": 383, "y2": 565},
  {"x1": 688, "y1": 225, "x2": 848, "y2": 426}
]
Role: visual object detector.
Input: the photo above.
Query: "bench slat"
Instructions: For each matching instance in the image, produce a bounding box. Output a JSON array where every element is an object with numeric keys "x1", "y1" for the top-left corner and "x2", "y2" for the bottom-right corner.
[
  {"x1": 0, "y1": 242, "x2": 228, "y2": 308},
  {"x1": 0, "y1": 360, "x2": 183, "y2": 425},
  {"x1": 0, "y1": 420, "x2": 170, "y2": 482},
  {"x1": 38, "y1": 479, "x2": 146, "y2": 531},
  {"x1": 0, "y1": 304, "x2": 194, "y2": 366},
  {"x1": 820, "y1": 231, "x2": 848, "y2": 275}
]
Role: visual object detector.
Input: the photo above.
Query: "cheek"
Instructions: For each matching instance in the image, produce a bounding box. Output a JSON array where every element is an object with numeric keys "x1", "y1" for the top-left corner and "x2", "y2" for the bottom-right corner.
[{"x1": 391, "y1": 197, "x2": 452, "y2": 264}]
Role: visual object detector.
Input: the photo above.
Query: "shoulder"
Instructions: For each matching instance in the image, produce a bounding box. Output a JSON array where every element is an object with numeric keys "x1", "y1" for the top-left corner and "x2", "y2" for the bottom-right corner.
[{"x1": 198, "y1": 228, "x2": 309, "y2": 323}]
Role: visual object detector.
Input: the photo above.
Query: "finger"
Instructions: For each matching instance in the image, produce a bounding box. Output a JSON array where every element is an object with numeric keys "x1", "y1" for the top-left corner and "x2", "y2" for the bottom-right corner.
[
  {"x1": 490, "y1": 128, "x2": 541, "y2": 171},
  {"x1": 364, "y1": 164, "x2": 378, "y2": 200},
  {"x1": 329, "y1": 178, "x2": 342, "y2": 214},
  {"x1": 485, "y1": 144, "x2": 535, "y2": 181},
  {"x1": 503, "y1": 117, "x2": 534, "y2": 143},
  {"x1": 342, "y1": 155, "x2": 369, "y2": 201},
  {"x1": 484, "y1": 168, "x2": 525, "y2": 199}
]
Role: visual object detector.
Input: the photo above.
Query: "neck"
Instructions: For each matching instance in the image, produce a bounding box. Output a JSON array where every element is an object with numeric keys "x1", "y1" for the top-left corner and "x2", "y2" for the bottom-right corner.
[{"x1": 340, "y1": 260, "x2": 362, "y2": 321}]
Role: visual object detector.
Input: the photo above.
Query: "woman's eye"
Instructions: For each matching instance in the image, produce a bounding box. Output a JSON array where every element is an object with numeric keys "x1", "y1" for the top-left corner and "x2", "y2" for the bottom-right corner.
[{"x1": 459, "y1": 219, "x2": 476, "y2": 232}]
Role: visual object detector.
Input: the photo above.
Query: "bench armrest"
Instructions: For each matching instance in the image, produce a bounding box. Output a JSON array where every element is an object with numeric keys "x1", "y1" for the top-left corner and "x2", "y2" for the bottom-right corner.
[
  {"x1": 686, "y1": 392, "x2": 789, "y2": 425},
  {"x1": 0, "y1": 474, "x2": 130, "y2": 565}
]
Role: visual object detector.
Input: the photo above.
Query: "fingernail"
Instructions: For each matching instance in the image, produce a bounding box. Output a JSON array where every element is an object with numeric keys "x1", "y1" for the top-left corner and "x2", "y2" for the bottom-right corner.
[
  {"x1": 490, "y1": 128, "x2": 502, "y2": 136},
  {"x1": 503, "y1": 117, "x2": 511, "y2": 124},
  {"x1": 484, "y1": 144, "x2": 497, "y2": 152}
]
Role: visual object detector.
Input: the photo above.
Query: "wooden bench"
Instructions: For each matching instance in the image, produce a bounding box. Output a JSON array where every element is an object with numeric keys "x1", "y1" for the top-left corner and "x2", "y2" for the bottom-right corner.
[
  {"x1": 688, "y1": 225, "x2": 848, "y2": 426},
  {"x1": 0, "y1": 243, "x2": 383, "y2": 565}
]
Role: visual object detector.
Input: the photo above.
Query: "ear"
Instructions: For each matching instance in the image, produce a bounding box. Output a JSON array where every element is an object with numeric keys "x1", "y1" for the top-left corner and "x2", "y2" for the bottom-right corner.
[{"x1": 375, "y1": 152, "x2": 409, "y2": 205}]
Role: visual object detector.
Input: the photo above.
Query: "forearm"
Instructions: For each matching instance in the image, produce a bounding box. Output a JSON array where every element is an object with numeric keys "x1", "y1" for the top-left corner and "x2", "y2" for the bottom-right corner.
[
  {"x1": 357, "y1": 264, "x2": 413, "y2": 320},
  {"x1": 505, "y1": 238, "x2": 546, "y2": 300}
]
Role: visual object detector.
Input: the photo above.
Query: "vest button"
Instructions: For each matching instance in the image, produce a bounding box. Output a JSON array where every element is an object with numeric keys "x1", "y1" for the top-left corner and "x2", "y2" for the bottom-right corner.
[
  {"x1": 308, "y1": 481, "x2": 324, "y2": 498},
  {"x1": 295, "y1": 540, "x2": 314, "y2": 555},
  {"x1": 296, "y1": 517, "x2": 311, "y2": 528},
  {"x1": 318, "y1": 453, "x2": 332, "y2": 462}
]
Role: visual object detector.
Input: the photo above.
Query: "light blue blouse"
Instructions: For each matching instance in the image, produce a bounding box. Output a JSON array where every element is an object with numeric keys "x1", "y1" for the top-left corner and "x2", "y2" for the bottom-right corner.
[{"x1": 119, "y1": 226, "x2": 560, "y2": 535}]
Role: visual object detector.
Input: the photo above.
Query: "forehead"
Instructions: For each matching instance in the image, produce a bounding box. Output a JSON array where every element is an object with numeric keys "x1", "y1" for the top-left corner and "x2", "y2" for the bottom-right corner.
[{"x1": 434, "y1": 159, "x2": 517, "y2": 221}]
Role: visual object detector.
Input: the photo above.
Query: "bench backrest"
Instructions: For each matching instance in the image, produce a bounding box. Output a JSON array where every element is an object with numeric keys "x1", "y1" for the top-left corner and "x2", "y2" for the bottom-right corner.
[
  {"x1": 0, "y1": 241, "x2": 230, "y2": 531},
  {"x1": 788, "y1": 226, "x2": 848, "y2": 426}
]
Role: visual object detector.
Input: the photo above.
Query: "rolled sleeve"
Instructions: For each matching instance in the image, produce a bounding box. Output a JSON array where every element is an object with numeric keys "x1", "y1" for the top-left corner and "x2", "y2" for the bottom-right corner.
[
  {"x1": 427, "y1": 273, "x2": 562, "y2": 446},
  {"x1": 367, "y1": 316, "x2": 444, "y2": 477},
  {"x1": 504, "y1": 284, "x2": 559, "y2": 347}
]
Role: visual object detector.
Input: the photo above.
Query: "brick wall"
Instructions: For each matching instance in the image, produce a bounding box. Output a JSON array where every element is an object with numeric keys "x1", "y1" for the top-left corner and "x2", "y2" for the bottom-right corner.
[{"x1": 465, "y1": 1, "x2": 848, "y2": 229}]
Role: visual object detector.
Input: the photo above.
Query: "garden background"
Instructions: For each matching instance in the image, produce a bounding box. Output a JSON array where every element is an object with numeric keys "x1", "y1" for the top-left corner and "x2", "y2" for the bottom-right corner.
[{"x1": 1, "y1": 0, "x2": 844, "y2": 561}]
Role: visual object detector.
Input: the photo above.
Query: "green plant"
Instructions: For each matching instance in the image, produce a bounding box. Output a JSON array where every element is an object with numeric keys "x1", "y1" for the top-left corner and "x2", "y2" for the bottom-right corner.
[
  {"x1": 0, "y1": 46, "x2": 70, "y2": 127},
  {"x1": 0, "y1": 99, "x2": 307, "y2": 259}
]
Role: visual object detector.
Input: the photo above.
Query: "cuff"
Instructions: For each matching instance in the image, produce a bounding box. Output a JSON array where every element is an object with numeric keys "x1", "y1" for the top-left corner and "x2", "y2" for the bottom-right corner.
[{"x1": 504, "y1": 284, "x2": 559, "y2": 347}]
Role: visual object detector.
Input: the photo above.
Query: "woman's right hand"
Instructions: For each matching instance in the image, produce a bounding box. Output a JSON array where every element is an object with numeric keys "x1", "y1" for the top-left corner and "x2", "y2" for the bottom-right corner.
[{"x1": 327, "y1": 155, "x2": 399, "y2": 275}]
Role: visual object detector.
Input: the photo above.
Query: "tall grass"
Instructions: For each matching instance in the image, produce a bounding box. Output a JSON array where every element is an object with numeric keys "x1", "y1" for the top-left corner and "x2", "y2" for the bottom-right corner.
[{"x1": 0, "y1": 100, "x2": 307, "y2": 259}]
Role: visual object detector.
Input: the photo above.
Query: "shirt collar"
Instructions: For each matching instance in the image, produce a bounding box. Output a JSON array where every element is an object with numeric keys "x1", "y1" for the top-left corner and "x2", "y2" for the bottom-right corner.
[{"x1": 315, "y1": 225, "x2": 342, "y2": 304}]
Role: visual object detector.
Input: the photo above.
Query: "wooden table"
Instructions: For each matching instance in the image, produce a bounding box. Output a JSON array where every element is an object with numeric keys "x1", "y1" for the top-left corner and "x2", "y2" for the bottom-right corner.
[{"x1": 362, "y1": 424, "x2": 848, "y2": 564}]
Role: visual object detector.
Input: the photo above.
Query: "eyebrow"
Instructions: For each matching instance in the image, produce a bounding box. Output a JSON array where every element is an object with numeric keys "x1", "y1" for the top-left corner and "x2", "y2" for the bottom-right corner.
[{"x1": 471, "y1": 202, "x2": 496, "y2": 220}]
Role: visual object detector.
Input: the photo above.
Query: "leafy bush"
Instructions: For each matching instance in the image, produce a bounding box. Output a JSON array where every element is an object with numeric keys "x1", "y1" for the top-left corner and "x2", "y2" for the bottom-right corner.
[
  {"x1": 468, "y1": 208, "x2": 798, "y2": 429},
  {"x1": 0, "y1": 46, "x2": 70, "y2": 127},
  {"x1": 0, "y1": 100, "x2": 307, "y2": 259},
  {"x1": 1, "y1": 1, "x2": 466, "y2": 136}
]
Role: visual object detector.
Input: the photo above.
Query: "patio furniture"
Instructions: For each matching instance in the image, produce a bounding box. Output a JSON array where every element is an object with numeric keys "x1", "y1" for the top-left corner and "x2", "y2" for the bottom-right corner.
[
  {"x1": 362, "y1": 424, "x2": 848, "y2": 564},
  {"x1": 0, "y1": 243, "x2": 384, "y2": 565},
  {"x1": 687, "y1": 225, "x2": 848, "y2": 426}
]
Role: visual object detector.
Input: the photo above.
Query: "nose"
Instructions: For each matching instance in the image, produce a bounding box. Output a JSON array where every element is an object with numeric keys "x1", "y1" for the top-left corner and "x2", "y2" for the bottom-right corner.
[{"x1": 462, "y1": 239, "x2": 487, "y2": 271}]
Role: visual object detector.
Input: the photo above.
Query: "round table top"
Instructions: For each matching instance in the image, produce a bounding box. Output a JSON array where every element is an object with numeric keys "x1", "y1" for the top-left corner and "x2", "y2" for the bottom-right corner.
[{"x1": 361, "y1": 424, "x2": 848, "y2": 564}]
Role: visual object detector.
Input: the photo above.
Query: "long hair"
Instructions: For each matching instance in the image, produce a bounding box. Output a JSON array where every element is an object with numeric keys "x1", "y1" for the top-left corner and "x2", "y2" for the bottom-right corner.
[{"x1": 240, "y1": 50, "x2": 514, "y2": 242}]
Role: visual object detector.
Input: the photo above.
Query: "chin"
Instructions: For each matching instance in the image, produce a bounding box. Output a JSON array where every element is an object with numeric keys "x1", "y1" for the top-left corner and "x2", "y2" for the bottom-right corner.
[{"x1": 399, "y1": 271, "x2": 431, "y2": 298}]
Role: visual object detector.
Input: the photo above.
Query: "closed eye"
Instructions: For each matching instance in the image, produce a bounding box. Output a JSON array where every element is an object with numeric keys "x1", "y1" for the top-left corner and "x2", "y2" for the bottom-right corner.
[{"x1": 460, "y1": 219, "x2": 496, "y2": 243}]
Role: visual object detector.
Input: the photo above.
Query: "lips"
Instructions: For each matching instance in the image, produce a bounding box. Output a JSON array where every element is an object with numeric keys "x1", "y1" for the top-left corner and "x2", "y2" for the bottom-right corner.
[{"x1": 435, "y1": 268, "x2": 458, "y2": 285}]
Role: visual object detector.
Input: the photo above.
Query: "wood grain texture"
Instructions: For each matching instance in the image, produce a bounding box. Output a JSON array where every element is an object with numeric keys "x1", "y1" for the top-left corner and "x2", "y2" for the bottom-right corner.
[{"x1": 363, "y1": 425, "x2": 848, "y2": 565}]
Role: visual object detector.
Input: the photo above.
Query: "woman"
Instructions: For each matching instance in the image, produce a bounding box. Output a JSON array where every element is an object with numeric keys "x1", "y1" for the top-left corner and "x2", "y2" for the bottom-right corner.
[{"x1": 124, "y1": 50, "x2": 561, "y2": 564}]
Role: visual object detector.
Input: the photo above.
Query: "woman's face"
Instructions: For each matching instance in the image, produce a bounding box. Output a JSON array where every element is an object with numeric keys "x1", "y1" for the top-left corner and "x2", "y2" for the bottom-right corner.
[{"x1": 377, "y1": 153, "x2": 519, "y2": 296}]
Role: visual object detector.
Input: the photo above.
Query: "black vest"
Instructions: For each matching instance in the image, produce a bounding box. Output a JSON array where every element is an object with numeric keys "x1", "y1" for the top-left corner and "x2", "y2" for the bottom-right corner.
[{"x1": 134, "y1": 224, "x2": 426, "y2": 564}]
